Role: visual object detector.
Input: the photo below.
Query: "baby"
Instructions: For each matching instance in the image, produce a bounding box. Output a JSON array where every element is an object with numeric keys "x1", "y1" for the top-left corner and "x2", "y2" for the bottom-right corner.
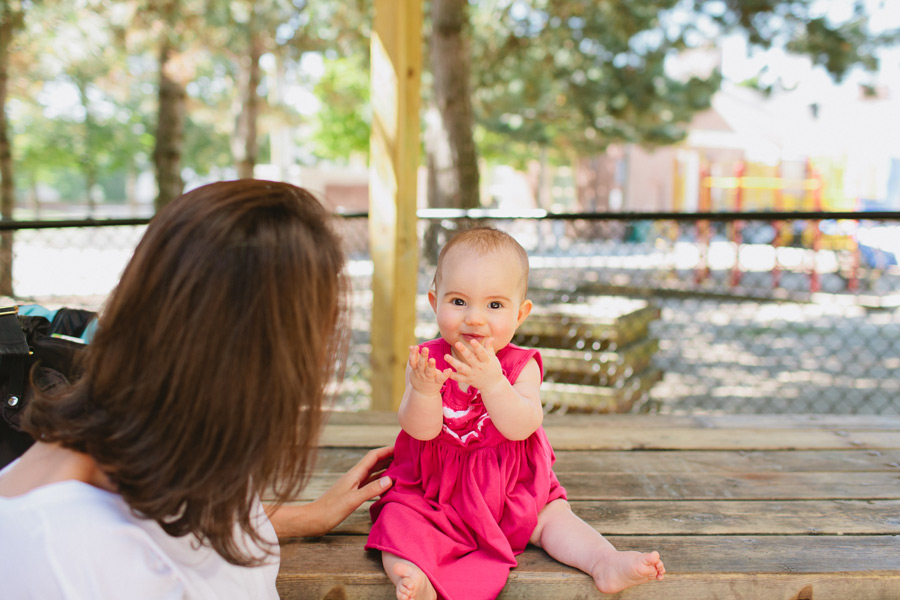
[{"x1": 366, "y1": 227, "x2": 664, "y2": 600}]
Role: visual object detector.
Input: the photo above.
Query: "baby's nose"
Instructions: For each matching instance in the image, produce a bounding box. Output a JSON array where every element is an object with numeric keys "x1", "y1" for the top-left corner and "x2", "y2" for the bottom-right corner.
[{"x1": 465, "y1": 307, "x2": 486, "y2": 324}]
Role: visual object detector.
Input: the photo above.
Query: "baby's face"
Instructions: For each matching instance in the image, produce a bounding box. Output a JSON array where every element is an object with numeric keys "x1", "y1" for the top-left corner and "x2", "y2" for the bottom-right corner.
[{"x1": 429, "y1": 246, "x2": 531, "y2": 358}]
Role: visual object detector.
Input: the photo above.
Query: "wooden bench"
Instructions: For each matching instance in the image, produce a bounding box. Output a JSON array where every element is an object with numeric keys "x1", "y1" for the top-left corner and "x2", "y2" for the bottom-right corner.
[
  {"x1": 514, "y1": 296, "x2": 663, "y2": 413},
  {"x1": 276, "y1": 412, "x2": 900, "y2": 599}
]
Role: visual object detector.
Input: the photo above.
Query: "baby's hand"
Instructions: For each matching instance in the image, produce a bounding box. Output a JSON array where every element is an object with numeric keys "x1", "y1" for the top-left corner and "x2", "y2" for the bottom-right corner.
[
  {"x1": 446, "y1": 338, "x2": 504, "y2": 393},
  {"x1": 408, "y1": 345, "x2": 451, "y2": 395}
]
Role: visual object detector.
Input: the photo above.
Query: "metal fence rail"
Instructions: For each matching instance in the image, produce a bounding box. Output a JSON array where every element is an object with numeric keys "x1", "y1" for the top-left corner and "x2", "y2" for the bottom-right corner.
[{"x1": 4, "y1": 211, "x2": 899, "y2": 415}]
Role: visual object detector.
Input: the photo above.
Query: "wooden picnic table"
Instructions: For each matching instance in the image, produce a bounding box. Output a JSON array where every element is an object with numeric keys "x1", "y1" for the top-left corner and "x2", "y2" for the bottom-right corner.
[{"x1": 276, "y1": 412, "x2": 900, "y2": 599}]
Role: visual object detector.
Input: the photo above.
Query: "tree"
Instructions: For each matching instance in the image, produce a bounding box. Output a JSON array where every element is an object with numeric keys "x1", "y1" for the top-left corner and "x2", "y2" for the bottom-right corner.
[
  {"x1": 428, "y1": 0, "x2": 480, "y2": 210},
  {"x1": 150, "y1": 0, "x2": 192, "y2": 210},
  {"x1": 308, "y1": 1, "x2": 373, "y2": 163},
  {"x1": 13, "y1": 2, "x2": 156, "y2": 214},
  {"x1": 208, "y1": 0, "x2": 372, "y2": 179},
  {"x1": 428, "y1": 0, "x2": 900, "y2": 208},
  {"x1": 0, "y1": 2, "x2": 24, "y2": 215},
  {"x1": 104, "y1": 0, "x2": 207, "y2": 211},
  {"x1": 0, "y1": 1, "x2": 27, "y2": 294},
  {"x1": 51, "y1": 4, "x2": 126, "y2": 215},
  {"x1": 205, "y1": 0, "x2": 271, "y2": 179},
  {"x1": 311, "y1": 56, "x2": 371, "y2": 162}
]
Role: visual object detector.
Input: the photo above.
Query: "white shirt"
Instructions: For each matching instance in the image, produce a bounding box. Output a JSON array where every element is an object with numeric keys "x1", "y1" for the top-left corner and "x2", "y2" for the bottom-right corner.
[{"x1": 0, "y1": 464, "x2": 280, "y2": 599}]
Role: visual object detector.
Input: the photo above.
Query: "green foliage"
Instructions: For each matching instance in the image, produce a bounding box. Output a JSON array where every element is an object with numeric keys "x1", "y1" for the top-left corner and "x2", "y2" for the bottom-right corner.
[
  {"x1": 7, "y1": 1, "x2": 158, "y2": 203},
  {"x1": 2, "y1": 0, "x2": 897, "y2": 210},
  {"x1": 181, "y1": 54, "x2": 236, "y2": 174},
  {"x1": 310, "y1": 56, "x2": 371, "y2": 162},
  {"x1": 181, "y1": 117, "x2": 233, "y2": 176},
  {"x1": 466, "y1": 0, "x2": 896, "y2": 167}
]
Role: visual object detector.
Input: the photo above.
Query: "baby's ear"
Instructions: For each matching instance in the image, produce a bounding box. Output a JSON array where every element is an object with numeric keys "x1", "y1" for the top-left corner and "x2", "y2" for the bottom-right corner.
[
  {"x1": 428, "y1": 289, "x2": 438, "y2": 313},
  {"x1": 516, "y1": 299, "x2": 533, "y2": 326}
]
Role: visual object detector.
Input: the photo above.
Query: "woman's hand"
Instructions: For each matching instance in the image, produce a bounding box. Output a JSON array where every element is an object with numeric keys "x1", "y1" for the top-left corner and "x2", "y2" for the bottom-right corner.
[{"x1": 267, "y1": 445, "x2": 394, "y2": 539}]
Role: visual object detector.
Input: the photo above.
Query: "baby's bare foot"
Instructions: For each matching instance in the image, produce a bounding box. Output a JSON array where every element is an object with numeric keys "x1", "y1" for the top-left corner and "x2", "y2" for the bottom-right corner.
[
  {"x1": 590, "y1": 550, "x2": 665, "y2": 594},
  {"x1": 392, "y1": 562, "x2": 437, "y2": 600}
]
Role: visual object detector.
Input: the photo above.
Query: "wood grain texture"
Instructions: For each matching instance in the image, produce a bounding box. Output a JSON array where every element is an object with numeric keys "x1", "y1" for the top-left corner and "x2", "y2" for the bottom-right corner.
[
  {"x1": 291, "y1": 469, "x2": 900, "y2": 502},
  {"x1": 278, "y1": 536, "x2": 900, "y2": 599},
  {"x1": 319, "y1": 423, "x2": 900, "y2": 450},
  {"x1": 278, "y1": 413, "x2": 900, "y2": 599},
  {"x1": 322, "y1": 410, "x2": 900, "y2": 430},
  {"x1": 298, "y1": 499, "x2": 900, "y2": 536},
  {"x1": 311, "y1": 446, "x2": 900, "y2": 474}
]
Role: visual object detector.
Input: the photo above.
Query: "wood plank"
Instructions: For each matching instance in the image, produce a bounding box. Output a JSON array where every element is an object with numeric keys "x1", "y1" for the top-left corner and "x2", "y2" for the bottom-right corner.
[
  {"x1": 540, "y1": 337, "x2": 659, "y2": 386},
  {"x1": 292, "y1": 470, "x2": 900, "y2": 502},
  {"x1": 513, "y1": 299, "x2": 660, "y2": 351},
  {"x1": 311, "y1": 447, "x2": 900, "y2": 474},
  {"x1": 277, "y1": 536, "x2": 900, "y2": 600},
  {"x1": 568, "y1": 499, "x2": 900, "y2": 535},
  {"x1": 280, "y1": 535, "x2": 900, "y2": 577},
  {"x1": 542, "y1": 368, "x2": 663, "y2": 413},
  {"x1": 545, "y1": 428, "x2": 900, "y2": 451},
  {"x1": 323, "y1": 411, "x2": 900, "y2": 430},
  {"x1": 319, "y1": 423, "x2": 900, "y2": 450},
  {"x1": 303, "y1": 499, "x2": 900, "y2": 536},
  {"x1": 282, "y1": 412, "x2": 900, "y2": 600},
  {"x1": 685, "y1": 414, "x2": 900, "y2": 430},
  {"x1": 279, "y1": 574, "x2": 900, "y2": 600},
  {"x1": 569, "y1": 535, "x2": 900, "y2": 573},
  {"x1": 552, "y1": 449, "x2": 900, "y2": 474},
  {"x1": 501, "y1": 573, "x2": 900, "y2": 600},
  {"x1": 553, "y1": 471, "x2": 900, "y2": 501}
]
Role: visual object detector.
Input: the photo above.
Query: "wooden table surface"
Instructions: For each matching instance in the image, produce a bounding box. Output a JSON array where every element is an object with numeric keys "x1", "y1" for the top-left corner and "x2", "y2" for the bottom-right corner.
[{"x1": 276, "y1": 412, "x2": 900, "y2": 599}]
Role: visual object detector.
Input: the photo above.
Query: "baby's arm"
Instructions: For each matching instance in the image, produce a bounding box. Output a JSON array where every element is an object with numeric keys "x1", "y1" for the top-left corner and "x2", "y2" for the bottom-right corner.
[
  {"x1": 398, "y1": 345, "x2": 450, "y2": 440},
  {"x1": 446, "y1": 339, "x2": 543, "y2": 440}
]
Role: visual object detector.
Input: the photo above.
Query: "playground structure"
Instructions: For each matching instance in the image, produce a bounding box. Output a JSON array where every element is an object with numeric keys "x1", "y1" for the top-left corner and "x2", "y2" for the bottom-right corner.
[{"x1": 689, "y1": 159, "x2": 879, "y2": 295}]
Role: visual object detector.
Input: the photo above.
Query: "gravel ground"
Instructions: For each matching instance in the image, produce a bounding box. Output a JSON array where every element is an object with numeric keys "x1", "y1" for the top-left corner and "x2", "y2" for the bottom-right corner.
[{"x1": 648, "y1": 296, "x2": 900, "y2": 415}]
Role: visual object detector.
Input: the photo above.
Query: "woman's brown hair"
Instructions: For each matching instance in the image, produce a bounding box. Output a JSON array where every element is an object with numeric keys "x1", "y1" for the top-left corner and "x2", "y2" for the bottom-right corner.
[{"x1": 23, "y1": 180, "x2": 348, "y2": 566}]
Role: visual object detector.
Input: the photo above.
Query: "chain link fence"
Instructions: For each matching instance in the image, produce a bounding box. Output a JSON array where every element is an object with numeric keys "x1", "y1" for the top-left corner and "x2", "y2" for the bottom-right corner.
[{"x1": 5, "y1": 212, "x2": 900, "y2": 415}]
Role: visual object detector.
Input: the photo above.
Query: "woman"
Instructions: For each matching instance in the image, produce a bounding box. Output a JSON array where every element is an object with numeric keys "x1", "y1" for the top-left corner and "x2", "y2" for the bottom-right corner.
[{"x1": 0, "y1": 180, "x2": 392, "y2": 598}]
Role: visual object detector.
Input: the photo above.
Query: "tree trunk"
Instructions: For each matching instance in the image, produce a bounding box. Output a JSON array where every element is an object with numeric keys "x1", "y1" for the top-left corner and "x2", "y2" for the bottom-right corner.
[
  {"x1": 427, "y1": 0, "x2": 479, "y2": 209},
  {"x1": 75, "y1": 78, "x2": 98, "y2": 216},
  {"x1": 0, "y1": 12, "x2": 18, "y2": 296},
  {"x1": 125, "y1": 162, "x2": 137, "y2": 215},
  {"x1": 29, "y1": 173, "x2": 39, "y2": 218},
  {"x1": 153, "y1": 35, "x2": 186, "y2": 211},
  {"x1": 233, "y1": 26, "x2": 262, "y2": 180}
]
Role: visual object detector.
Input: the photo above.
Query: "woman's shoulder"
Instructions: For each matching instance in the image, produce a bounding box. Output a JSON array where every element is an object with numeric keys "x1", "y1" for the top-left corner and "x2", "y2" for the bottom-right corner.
[
  {"x1": 0, "y1": 482, "x2": 278, "y2": 597},
  {"x1": 1, "y1": 481, "x2": 157, "y2": 559},
  {"x1": 0, "y1": 482, "x2": 188, "y2": 597}
]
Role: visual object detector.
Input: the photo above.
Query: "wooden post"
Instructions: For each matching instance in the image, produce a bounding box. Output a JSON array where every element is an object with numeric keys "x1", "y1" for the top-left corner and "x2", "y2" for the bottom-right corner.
[
  {"x1": 772, "y1": 161, "x2": 784, "y2": 290},
  {"x1": 695, "y1": 165, "x2": 711, "y2": 285},
  {"x1": 730, "y1": 161, "x2": 744, "y2": 288},
  {"x1": 809, "y1": 165, "x2": 823, "y2": 294},
  {"x1": 369, "y1": 0, "x2": 422, "y2": 411}
]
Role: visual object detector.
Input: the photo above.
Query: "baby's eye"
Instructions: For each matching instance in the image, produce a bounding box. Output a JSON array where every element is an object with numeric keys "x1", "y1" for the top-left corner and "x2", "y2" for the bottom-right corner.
[
  {"x1": 489, "y1": 301, "x2": 502, "y2": 309},
  {"x1": 452, "y1": 298, "x2": 466, "y2": 306}
]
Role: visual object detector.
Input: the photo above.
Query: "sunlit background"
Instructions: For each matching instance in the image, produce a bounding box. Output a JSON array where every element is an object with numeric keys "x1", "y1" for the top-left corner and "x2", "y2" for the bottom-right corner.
[{"x1": 3, "y1": 0, "x2": 900, "y2": 415}]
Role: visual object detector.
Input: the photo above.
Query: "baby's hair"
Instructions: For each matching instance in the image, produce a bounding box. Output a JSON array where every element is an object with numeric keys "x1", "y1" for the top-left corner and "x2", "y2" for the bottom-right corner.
[{"x1": 434, "y1": 227, "x2": 530, "y2": 299}]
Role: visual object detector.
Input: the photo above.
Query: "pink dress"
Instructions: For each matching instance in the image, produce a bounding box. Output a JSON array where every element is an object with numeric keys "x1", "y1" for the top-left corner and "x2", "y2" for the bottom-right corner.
[{"x1": 366, "y1": 339, "x2": 567, "y2": 600}]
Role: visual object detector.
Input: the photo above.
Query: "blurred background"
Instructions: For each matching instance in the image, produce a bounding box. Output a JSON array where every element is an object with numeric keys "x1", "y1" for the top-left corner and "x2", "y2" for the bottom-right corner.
[{"x1": 2, "y1": 0, "x2": 900, "y2": 414}]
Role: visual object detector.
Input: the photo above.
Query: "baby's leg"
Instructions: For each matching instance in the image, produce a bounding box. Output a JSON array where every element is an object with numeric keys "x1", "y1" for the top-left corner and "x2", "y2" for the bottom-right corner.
[
  {"x1": 530, "y1": 499, "x2": 665, "y2": 594},
  {"x1": 381, "y1": 552, "x2": 437, "y2": 600}
]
